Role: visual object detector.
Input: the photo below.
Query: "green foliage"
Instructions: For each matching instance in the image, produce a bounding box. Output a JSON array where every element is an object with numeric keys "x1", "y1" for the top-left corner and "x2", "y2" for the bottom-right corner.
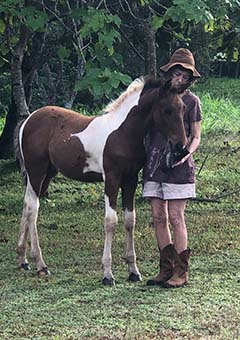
[
  {"x1": 0, "y1": 117, "x2": 6, "y2": 134},
  {"x1": 21, "y1": 6, "x2": 48, "y2": 31},
  {"x1": 77, "y1": 8, "x2": 121, "y2": 37},
  {"x1": 75, "y1": 67, "x2": 132, "y2": 100},
  {"x1": 164, "y1": 0, "x2": 213, "y2": 24},
  {"x1": 0, "y1": 72, "x2": 10, "y2": 116},
  {"x1": 0, "y1": 0, "x2": 240, "y2": 113},
  {"x1": 71, "y1": 7, "x2": 125, "y2": 101},
  {"x1": 0, "y1": 1, "x2": 49, "y2": 34},
  {"x1": 0, "y1": 2, "x2": 128, "y2": 106}
]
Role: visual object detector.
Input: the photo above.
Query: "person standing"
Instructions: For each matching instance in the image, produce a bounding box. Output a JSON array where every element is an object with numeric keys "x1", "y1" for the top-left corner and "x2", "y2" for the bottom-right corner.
[{"x1": 143, "y1": 48, "x2": 202, "y2": 288}]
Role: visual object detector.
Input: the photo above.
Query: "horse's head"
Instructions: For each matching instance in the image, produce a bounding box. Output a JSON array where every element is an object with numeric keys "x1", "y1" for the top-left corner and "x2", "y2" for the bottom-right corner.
[{"x1": 151, "y1": 79, "x2": 187, "y2": 151}]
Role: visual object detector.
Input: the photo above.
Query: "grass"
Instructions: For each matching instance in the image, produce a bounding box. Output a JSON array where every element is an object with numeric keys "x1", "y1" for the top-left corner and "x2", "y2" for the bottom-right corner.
[{"x1": 0, "y1": 78, "x2": 240, "y2": 339}]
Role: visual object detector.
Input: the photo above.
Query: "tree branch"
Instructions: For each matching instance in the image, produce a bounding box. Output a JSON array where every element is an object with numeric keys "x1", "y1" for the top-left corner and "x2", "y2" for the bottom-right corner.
[{"x1": 191, "y1": 188, "x2": 240, "y2": 203}]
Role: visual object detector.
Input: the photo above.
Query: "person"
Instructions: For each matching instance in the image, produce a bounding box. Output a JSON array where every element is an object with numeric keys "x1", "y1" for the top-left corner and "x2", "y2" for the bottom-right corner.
[{"x1": 143, "y1": 48, "x2": 202, "y2": 288}]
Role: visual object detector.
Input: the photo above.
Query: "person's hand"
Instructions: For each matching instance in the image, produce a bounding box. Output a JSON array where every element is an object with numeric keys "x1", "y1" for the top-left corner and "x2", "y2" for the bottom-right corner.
[
  {"x1": 165, "y1": 147, "x2": 190, "y2": 169},
  {"x1": 172, "y1": 153, "x2": 190, "y2": 167}
]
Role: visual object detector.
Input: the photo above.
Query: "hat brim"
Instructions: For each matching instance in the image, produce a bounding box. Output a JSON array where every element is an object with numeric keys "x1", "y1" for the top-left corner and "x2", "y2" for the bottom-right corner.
[{"x1": 160, "y1": 62, "x2": 201, "y2": 78}]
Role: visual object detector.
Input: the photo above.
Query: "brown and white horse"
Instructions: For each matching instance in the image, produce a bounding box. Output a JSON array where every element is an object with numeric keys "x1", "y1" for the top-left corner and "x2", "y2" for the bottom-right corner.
[{"x1": 15, "y1": 77, "x2": 187, "y2": 285}]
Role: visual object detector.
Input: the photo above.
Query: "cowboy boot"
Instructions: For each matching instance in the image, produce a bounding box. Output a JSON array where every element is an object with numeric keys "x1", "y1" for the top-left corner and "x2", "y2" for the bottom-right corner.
[
  {"x1": 163, "y1": 248, "x2": 190, "y2": 288},
  {"x1": 147, "y1": 244, "x2": 174, "y2": 286}
]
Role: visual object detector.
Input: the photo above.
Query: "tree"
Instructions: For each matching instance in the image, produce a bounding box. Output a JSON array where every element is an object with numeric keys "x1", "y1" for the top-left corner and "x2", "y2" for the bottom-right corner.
[
  {"x1": 0, "y1": 0, "x2": 129, "y2": 157},
  {"x1": 0, "y1": 0, "x2": 48, "y2": 158}
]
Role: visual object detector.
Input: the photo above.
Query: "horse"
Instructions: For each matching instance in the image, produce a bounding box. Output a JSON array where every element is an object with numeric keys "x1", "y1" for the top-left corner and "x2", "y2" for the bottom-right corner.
[{"x1": 15, "y1": 77, "x2": 187, "y2": 285}]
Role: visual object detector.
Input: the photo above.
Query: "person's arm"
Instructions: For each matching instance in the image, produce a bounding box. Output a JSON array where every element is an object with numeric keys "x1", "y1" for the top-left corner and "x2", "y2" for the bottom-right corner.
[
  {"x1": 187, "y1": 120, "x2": 201, "y2": 154},
  {"x1": 173, "y1": 120, "x2": 201, "y2": 166}
]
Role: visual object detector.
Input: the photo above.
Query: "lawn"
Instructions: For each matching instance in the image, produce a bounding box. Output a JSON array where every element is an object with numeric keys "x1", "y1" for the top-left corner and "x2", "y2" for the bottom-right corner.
[{"x1": 0, "y1": 78, "x2": 240, "y2": 339}]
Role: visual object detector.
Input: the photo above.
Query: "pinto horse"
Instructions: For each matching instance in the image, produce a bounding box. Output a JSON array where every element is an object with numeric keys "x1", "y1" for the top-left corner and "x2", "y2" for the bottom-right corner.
[{"x1": 15, "y1": 77, "x2": 187, "y2": 285}]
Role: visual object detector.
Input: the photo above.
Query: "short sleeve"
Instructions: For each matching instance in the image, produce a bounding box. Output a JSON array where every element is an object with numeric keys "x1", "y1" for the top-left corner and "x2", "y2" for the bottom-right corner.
[
  {"x1": 182, "y1": 91, "x2": 201, "y2": 137},
  {"x1": 184, "y1": 92, "x2": 202, "y2": 123}
]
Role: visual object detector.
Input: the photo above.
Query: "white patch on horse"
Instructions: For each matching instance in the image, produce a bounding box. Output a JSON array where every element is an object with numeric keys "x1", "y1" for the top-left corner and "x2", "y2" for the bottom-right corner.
[
  {"x1": 104, "y1": 195, "x2": 118, "y2": 230},
  {"x1": 71, "y1": 81, "x2": 143, "y2": 174},
  {"x1": 102, "y1": 195, "x2": 118, "y2": 279},
  {"x1": 124, "y1": 208, "x2": 140, "y2": 277},
  {"x1": 124, "y1": 209, "x2": 136, "y2": 230}
]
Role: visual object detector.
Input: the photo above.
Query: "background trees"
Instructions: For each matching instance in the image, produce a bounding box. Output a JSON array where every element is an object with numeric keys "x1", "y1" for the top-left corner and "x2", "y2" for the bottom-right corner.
[{"x1": 0, "y1": 0, "x2": 239, "y2": 158}]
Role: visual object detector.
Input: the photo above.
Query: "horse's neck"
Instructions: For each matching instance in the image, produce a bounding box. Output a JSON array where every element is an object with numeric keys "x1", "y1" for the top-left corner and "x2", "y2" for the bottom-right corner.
[
  {"x1": 117, "y1": 100, "x2": 153, "y2": 146},
  {"x1": 107, "y1": 87, "x2": 155, "y2": 143},
  {"x1": 137, "y1": 89, "x2": 156, "y2": 127}
]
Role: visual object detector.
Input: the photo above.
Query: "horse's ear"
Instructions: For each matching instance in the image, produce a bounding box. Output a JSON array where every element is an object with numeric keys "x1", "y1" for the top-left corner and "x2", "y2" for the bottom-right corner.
[
  {"x1": 162, "y1": 79, "x2": 172, "y2": 91},
  {"x1": 161, "y1": 78, "x2": 189, "y2": 94}
]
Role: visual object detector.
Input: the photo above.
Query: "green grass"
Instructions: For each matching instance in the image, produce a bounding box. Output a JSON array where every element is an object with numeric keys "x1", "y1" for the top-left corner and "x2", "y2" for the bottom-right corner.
[
  {"x1": 196, "y1": 77, "x2": 240, "y2": 103},
  {"x1": 0, "y1": 78, "x2": 240, "y2": 339},
  {"x1": 195, "y1": 78, "x2": 240, "y2": 134},
  {"x1": 0, "y1": 155, "x2": 239, "y2": 340}
]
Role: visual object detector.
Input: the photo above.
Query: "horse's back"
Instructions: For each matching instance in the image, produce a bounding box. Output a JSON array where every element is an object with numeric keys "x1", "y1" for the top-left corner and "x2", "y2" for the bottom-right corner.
[{"x1": 24, "y1": 106, "x2": 94, "y2": 135}]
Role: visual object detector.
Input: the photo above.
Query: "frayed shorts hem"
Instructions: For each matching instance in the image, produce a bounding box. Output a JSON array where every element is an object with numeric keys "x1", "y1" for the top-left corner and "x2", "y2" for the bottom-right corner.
[{"x1": 142, "y1": 181, "x2": 196, "y2": 200}]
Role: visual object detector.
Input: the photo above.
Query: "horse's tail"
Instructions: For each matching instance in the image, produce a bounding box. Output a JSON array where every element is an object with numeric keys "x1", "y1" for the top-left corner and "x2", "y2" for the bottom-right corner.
[{"x1": 14, "y1": 120, "x2": 27, "y2": 185}]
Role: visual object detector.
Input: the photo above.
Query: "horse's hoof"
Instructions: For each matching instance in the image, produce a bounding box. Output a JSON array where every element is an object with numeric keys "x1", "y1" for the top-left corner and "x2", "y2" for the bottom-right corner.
[
  {"x1": 102, "y1": 277, "x2": 115, "y2": 286},
  {"x1": 19, "y1": 263, "x2": 31, "y2": 271},
  {"x1": 37, "y1": 267, "x2": 50, "y2": 277},
  {"x1": 128, "y1": 272, "x2": 142, "y2": 282}
]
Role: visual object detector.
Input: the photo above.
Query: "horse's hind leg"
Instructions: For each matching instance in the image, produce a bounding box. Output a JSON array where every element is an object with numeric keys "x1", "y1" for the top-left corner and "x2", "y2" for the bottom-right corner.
[
  {"x1": 16, "y1": 177, "x2": 49, "y2": 276},
  {"x1": 16, "y1": 180, "x2": 32, "y2": 271},
  {"x1": 121, "y1": 176, "x2": 142, "y2": 282}
]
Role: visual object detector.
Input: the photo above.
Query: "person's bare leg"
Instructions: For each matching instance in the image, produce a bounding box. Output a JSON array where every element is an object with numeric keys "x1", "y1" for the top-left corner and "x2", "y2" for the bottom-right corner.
[
  {"x1": 163, "y1": 199, "x2": 190, "y2": 288},
  {"x1": 147, "y1": 198, "x2": 174, "y2": 286},
  {"x1": 168, "y1": 199, "x2": 187, "y2": 253},
  {"x1": 150, "y1": 198, "x2": 171, "y2": 249}
]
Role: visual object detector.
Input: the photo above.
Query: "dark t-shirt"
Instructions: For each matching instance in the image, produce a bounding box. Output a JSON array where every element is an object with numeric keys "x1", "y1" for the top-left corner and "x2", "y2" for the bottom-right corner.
[{"x1": 143, "y1": 90, "x2": 202, "y2": 184}]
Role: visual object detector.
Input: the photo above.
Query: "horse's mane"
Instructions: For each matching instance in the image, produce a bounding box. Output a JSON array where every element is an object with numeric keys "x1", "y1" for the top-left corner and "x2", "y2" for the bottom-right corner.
[
  {"x1": 142, "y1": 77, "x2": 164, "y2": 92},
  {"x1": 104, "y1": 78, "x2": 145, "y2": 113}
]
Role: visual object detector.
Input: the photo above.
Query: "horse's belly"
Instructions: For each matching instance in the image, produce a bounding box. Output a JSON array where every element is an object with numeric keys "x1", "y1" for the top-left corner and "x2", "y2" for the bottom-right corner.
[
  {"x1": 49, "y1": 136, "x2": 103, "y2": 182},
  {"x1": 54, "y1": 157, "x2": 103, "y2": 182},
  {"x1": 62, "y1": 168, "x2": 103, "y2": 182}
]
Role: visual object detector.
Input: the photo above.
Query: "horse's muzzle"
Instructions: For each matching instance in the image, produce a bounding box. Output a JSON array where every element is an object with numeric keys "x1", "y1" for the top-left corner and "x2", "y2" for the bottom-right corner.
[{"x1": 165, "y1": 142, "x2": 189, "y2": 169}]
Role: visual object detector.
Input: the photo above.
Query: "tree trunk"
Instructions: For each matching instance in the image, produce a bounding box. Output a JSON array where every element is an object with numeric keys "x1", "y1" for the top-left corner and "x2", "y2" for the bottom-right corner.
[
  {"x1": 0, "y1": 27, "x2": 47, "y2": 158},
  {"x1": 143, "y1": 24, "x2": 157, "y2": 77},
  {"x1": 0, "y1": 25, "x2": 31, "y2": 158},
  {"x1": 136, "y1": 21, "x2": 157, "y2": 77},
  {"x1": 64, "y1": 57, "x2": 85, "y2": 109},
  {"x1": 0, "y1": 99, "x2": 18, "y2": 159},
  {"x1": 11, "y1": 25, "x2": 31, "y2": 120}
]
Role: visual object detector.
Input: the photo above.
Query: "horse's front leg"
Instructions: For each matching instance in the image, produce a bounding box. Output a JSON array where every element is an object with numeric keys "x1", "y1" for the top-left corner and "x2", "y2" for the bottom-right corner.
[
  {"x1": 102, "y1": 175, "x2": 120, "y2": 286},
  {"x1": 121, "y1": 176, "x2": 142, "y2": 282}
]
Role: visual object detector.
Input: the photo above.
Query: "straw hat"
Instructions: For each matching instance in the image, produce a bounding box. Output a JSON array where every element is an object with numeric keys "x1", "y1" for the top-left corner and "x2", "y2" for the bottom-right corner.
[{"x1": 160, "y1": 48, "x2": 201, "y2": 78}]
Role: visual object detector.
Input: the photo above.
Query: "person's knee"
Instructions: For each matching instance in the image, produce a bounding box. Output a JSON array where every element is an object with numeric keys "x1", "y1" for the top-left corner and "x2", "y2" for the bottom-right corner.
[
  {"x1": 150, "y1": 199, "x2": 168, "y2": 227},
  {"x1": 169, "y1": 210, "x2": 184, "y2": 229},
  {"x1": 152, "y1": 211, "x2": 168, "y2": 227}
]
